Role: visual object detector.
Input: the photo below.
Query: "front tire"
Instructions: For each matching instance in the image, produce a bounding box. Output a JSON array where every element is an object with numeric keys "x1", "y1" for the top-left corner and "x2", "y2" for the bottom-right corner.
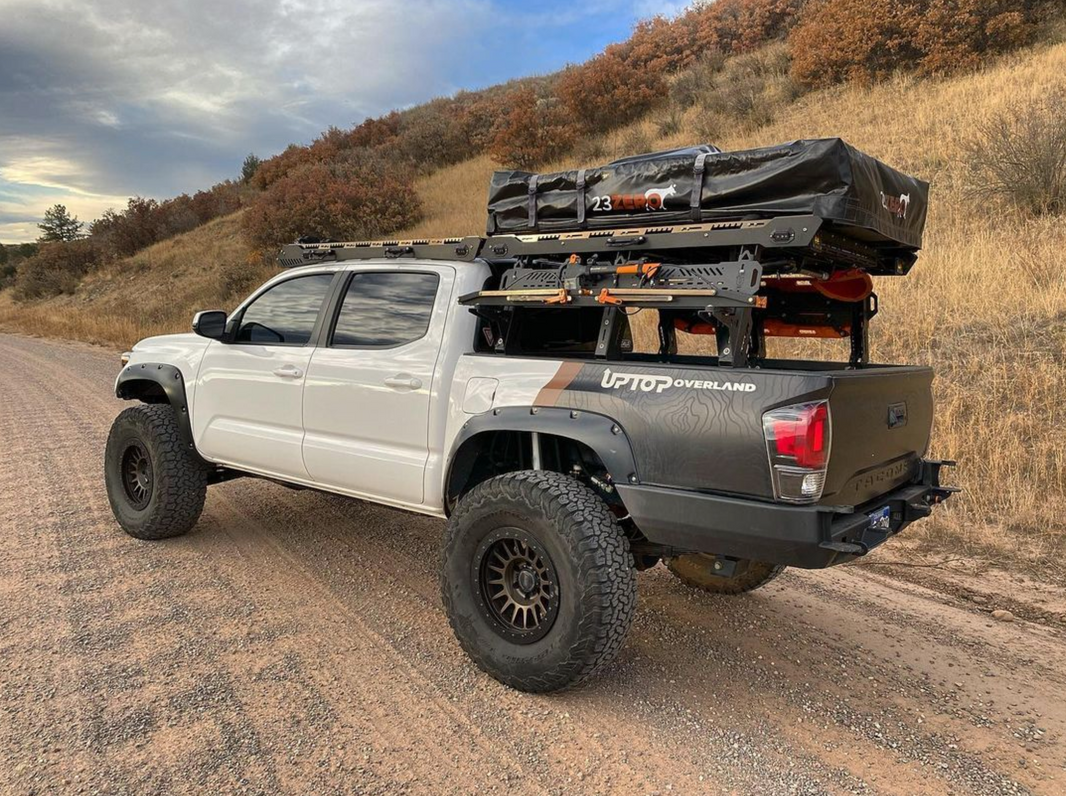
[
  {"x1": 666, "y1": 554, "x2": 785, "y2": 594},
  {"x1": 104, "y1": 404, "x2": 208, "y2": 540},
  {"x1": 441, "y1": 471, "x2": 636, "y2": 692}
]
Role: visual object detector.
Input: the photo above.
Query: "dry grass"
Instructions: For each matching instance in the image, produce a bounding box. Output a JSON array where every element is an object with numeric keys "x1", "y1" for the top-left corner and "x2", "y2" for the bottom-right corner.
[
  {"x1": 0, "y1": 213, "x2": 276, "y2": 348},
  {"x1": 3, "y1": 43, "x2": 1065, "y2": 570}
]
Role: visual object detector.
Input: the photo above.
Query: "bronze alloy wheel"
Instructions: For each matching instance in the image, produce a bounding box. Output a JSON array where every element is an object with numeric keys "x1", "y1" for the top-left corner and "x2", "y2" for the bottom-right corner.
[{"x1": 475, "y1": 528, "x2": 560, "y2": 644}]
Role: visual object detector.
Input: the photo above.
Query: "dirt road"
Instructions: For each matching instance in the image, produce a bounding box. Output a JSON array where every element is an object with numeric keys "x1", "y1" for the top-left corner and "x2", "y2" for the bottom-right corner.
[{"x1": 1, "y1": 334, "x2": 1064, "y2": 796}]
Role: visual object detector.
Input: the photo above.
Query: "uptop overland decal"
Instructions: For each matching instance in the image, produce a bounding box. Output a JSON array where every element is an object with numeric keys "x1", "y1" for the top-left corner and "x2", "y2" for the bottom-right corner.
[
  {"x1": 530, "y1": 360, "x2": 815, "y2": 497},
  {"x1": 600, "y1": 367, "x2": 756, "y2": 394}
]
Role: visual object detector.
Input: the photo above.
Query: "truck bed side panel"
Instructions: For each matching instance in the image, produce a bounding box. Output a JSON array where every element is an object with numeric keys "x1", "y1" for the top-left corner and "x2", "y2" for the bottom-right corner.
[{"x1": 534, "y1": 361, "x2": 830, "y2": 498}]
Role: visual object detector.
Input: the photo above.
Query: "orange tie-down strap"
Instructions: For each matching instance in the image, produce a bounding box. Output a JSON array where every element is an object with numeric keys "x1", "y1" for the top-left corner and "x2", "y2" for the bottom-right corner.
[{"x1": 674, "y1": 318, "x2": 850, "y2": 339}]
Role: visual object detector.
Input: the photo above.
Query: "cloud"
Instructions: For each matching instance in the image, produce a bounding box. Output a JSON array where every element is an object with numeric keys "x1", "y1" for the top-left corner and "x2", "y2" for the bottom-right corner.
[{"x1": 0, "y1": 0, "x2": 652, "y2": 242}]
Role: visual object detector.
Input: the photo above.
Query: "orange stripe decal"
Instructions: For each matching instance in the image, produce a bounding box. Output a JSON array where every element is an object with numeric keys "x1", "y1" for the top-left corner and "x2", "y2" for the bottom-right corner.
[{"x1": 534, "y1": 362, "x2": 584, "y2": 407}]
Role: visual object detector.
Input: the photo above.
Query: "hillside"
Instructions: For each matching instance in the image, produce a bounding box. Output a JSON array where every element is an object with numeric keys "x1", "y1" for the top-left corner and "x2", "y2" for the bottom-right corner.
[
  {"x1": 388, "y1": 42, "x2": 1066, "y2": 571},
  {"x1": 2, "y1": 41, "x2": 1065, "y2": 573}
]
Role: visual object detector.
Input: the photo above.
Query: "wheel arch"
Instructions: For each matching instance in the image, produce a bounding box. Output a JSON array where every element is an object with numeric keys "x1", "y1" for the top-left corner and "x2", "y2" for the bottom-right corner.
[
  {"x1": 115, "y1": 363, "x2": 194, "y2": 448},
  {"x1": 444, "y1": 407, "x2": 639, "y2": 514}
]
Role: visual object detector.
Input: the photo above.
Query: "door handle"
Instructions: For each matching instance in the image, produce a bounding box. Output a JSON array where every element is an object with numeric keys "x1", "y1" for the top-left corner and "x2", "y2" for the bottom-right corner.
[
  {"x1": 273, "y1": 365, "x2": 303, "y2": 379},
  {"x1": 384, "y1": 374, "x2": 422, "y2": 390}
]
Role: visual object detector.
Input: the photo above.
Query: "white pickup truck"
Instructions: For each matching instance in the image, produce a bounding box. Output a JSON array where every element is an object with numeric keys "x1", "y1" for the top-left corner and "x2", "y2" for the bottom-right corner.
[{"x1": 105, "y1": 226, "x2": 953, "y2": 692}]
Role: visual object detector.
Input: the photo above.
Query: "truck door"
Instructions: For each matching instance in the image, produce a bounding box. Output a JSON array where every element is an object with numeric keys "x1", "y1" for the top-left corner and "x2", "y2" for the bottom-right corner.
[
  {"x1": 192, "y1": 272, "x2": 337, "y2": 480},
  {"x1": 301, "y1": 266, "x2": 453, "y2": 505}
]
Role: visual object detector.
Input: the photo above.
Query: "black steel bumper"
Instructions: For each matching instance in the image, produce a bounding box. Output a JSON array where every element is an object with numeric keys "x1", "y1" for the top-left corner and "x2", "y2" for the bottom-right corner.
[{"x1": 617, "y1": 460, "x2": 957, "y2": 569}]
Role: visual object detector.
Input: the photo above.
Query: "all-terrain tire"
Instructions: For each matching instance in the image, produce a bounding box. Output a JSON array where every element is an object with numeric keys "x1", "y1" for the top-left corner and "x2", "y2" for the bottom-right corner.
[
  {"x1": 666, "y1": 554, "x2": 785, "y2": 595},
  {"x1": 441, "y1": 471, "x2": 636, "y2": 692},
  {"x1": 104, "y1": 404, "x2": 208, "y2": 540}
]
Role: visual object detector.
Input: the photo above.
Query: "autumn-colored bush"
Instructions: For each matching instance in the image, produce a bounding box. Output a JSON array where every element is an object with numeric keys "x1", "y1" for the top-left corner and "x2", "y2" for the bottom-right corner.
[
  {"x1": 557, "y1": 47, "x2": 665, "y2": 134},
  {"x1": 489, "y1": 87, "x2": 574, "y2": 169},
  {"x1": 189, "y1": 182, "x2": 243, "y2": 225},
  {"x1": 90, "y1": 197, "x2": 164, "y2": 258},
  {"x1": 964, "y1": 90, "x2": 1066, "y2": 216},
  {"x1": 241, "y1": 151, "x2": 422, "y2": 248},
  {"x1": 689, "y1": 0, "x2": 808, "y2": 55},
  {"x1": 392, "y1": 99, "x2": 478, "y2": 169},
  {"x1": 346, "y1": 111, "x2": 402, "y2": 149},
  {"x1": 789, "y1": 0, "x2": 1042, "y2": 89},
  {"x1": 914, "y1": 1, "x2": 1038, "y2": 75},
  {"x1": 250, "y1": 143, "x2": 316, "y2": 190},
  {"x1": 13, "y1": 239, "x2": 104, "y2": 300}
]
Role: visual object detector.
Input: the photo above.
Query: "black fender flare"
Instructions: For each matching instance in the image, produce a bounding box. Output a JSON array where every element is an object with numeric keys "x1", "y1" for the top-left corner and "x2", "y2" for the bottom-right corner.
[
  {"x1": 115, "y1": 362, "x2": 196, "y2": 450},
  {"x1": 444, "y1": 406, "x2": 640, "y2": 510}
]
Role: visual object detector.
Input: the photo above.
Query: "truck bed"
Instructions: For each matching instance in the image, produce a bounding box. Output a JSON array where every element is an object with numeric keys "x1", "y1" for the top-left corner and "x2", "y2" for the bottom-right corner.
[{"x1": 529, "y1": 357, "x2": 934, "y2": 508}]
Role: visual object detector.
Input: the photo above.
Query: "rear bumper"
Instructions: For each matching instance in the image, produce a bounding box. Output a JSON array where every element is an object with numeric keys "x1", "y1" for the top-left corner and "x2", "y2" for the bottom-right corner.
[{"x1": 617, "y1": 460, "x2": 957, "y2": 569}]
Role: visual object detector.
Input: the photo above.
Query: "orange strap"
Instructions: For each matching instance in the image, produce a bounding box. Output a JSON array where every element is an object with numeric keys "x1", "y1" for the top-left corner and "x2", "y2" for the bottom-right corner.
[
  {"x1": 596, "y1": 289, "x2": 624, "y2": 306},
  {"x1": 614, "y1": 262, "x2": 661, "y2": 278},
  {"x1": 763, "y1": 320, "x2": 849, "y2": 339}
]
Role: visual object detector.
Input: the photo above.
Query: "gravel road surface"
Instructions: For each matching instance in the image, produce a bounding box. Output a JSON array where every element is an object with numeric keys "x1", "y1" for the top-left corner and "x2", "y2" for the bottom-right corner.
[{"x1": 1, "y1": 333, "x2": 1064, "y2": 795}]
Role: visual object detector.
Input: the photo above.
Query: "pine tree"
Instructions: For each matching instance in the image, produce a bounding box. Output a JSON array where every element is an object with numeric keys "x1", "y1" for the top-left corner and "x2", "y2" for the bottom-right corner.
[
  {"x1": 37, "y1": 204, "x2": 84, "y2": 242},
  {"x1": 241, "y1": 153, "x2": 262, "y2": 183},
  {"x1": 0, "y1": 243, "x2": 7, "y2": 265}
]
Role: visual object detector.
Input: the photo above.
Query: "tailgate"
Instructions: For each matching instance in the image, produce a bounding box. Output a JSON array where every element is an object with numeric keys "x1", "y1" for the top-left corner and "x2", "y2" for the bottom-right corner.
[{"x1": 823, "y1": 366, "x2": 934, "y2": 505}]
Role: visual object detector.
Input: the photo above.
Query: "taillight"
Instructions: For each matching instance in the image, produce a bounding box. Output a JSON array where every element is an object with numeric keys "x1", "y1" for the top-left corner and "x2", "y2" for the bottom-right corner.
[{"x1": 763, "y1": 401, "x2": 831, "y2": 503}]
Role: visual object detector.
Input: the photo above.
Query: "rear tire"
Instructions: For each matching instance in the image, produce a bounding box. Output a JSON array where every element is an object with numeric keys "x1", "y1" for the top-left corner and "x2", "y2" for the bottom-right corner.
[
  {"x1": 104, "y1": 404, "x2": 208, "y2": 540},
  {"x1": 441, "y1": 471, "x2": 636, "y2": 692},
  {"x1": 666, "y1": 554, "x2": 785, "y2": 595}
]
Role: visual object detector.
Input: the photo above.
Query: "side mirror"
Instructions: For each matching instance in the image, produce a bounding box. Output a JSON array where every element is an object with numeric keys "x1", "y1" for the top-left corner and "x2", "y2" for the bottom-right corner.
[{"x1": 193, "y1": 310, "x2": 228, "y2": 340}]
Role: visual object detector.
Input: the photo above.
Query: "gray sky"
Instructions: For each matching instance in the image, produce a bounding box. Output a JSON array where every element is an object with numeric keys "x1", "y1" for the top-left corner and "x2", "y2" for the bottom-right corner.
[{"x1": 0, "y1": 0, "x2": 687, "y2": 242}]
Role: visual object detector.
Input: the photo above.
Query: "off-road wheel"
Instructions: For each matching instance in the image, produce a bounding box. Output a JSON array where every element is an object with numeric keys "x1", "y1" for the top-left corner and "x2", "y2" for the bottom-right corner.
[
  {"x1": 666, "y1": 554, "x2": 785, "y2": 595},
  {"x1": 104, "y1": 404, "x2": 208, "y2": 540},
  {"x1": 441, "y1": 471, "x2": 636, "y2": 692}
]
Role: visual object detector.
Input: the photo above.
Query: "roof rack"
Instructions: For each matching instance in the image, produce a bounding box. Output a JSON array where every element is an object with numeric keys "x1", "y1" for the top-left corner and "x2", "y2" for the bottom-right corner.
[
  {"x1": 276, "y1": 214, "x2": 912, "y2": 276},
  {"x1": 275, "y1": 214, "x2": 890, "y2": 370}
]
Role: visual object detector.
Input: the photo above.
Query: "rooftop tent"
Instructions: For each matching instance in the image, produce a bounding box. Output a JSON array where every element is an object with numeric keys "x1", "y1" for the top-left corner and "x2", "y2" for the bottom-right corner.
[{"x1": 486, "y1": 138, "x2": 928, "y2": 252}]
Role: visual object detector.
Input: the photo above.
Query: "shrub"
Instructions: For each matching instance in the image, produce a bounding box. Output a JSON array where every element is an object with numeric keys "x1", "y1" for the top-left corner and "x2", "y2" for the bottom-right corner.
[
  {"x1": 556, "y1": 47, "x2": 666, "y2": 133},
  {"x1": 697, "y1": 43, "x2": 799, "y2": 131},
  {"x1": 241, "y1": 151, "x2": 422, "y2": 248},
  {"x1": 669, "y1": 51, "x2": 728, "y2": 108},
  {"x1": 914, "y1": 1, "x2": 1037, "y2": 75},
  {"x1": 789, "y1": 0, "x2": 1042, "y2": 89},
  {"x1": 250, "y1": 143, "x2": 316, "y2": 190},
  {"x1": 964, "y1": 91, "x2": 1066, "y2": 216},
  {"x1": 13, "y1": 239, "x2": 103, "y2": 300},
  {"x1": 453, "y1": 90, "x2": 503, "y2": 155},
  {"x1": 190, "y1": 182, "x2": 243, "y2": 225},
  {"x1": 690, "y1": 0, "x2": 808, "y2": 55},
  {"x1": 489, "y1": 87, "x2": 574, "y2": 169},
  {"x1": 346, "y1": 111, "x2": 402, "y2": 149},
  {"x1": 0, "y1": 262, "x2": 15, "y2": 290},
  {"x1": 393, "y1": 100, "x2": 474, "y2": 168},
  {"x1": 655, "y1": 106, "x2": 685, "y2": 139},
  {"x1": 90, "y1": 197, "x2": 164, "y2": 258}
]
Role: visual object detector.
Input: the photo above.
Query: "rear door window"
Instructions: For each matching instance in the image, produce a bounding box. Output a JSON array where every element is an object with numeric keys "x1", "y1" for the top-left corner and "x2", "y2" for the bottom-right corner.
[{"x1": 331, "y1": 272, "x2": 440, "y2": 348}]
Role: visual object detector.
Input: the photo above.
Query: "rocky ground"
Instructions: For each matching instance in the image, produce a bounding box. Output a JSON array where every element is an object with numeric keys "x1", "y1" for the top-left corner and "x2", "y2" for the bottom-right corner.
[{"x1": 1, "y1": 333, "x2": 1064, "y2": 795}]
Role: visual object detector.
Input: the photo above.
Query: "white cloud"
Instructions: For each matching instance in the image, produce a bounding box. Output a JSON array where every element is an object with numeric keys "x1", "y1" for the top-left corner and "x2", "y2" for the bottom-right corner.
[{"x1": 0, "y1": 0, "x2": 646, "y2": 242}]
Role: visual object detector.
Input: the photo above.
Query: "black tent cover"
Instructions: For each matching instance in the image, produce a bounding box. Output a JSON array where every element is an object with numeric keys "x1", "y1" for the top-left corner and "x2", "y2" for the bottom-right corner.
[{"x1": 487, "y1": 138, "x2": 928, "y2": 251}]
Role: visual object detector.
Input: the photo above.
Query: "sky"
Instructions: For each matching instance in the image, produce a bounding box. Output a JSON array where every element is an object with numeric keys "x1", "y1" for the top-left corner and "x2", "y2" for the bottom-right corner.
[{"x1": 0, "y1": 0, "x2": 688, "y2": 243}]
